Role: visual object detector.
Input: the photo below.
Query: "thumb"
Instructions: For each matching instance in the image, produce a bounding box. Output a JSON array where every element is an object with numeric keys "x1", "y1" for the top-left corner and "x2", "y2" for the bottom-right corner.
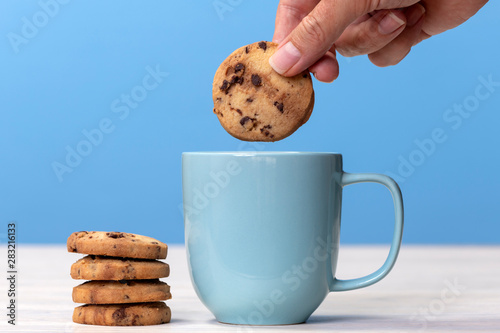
[{"x1": 269, "y1": 0, "x2": 419, "y2": 76}]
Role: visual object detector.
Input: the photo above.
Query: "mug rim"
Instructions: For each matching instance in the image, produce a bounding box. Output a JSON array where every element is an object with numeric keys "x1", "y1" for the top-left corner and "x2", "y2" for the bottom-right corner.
[{"x1": 182, "y1": 151, "x2": 341, "y2": 157}]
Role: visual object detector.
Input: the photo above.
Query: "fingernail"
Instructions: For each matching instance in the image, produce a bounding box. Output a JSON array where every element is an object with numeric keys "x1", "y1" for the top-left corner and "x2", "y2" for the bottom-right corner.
[
  {"x1": 407, "y1": 3, "x2": 425, "y2": 27},
  {"x1": 269, "y1": 41, "x2": 301, "y2": 75},
  {"x1": 378, "y1": 11, "x2": 405, "y2": 35}
]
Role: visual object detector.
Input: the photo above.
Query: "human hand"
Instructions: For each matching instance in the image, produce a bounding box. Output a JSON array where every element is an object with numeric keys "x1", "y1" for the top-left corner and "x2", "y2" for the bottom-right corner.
[{"x1": 270, "y1": 0, "x2": 489, "y2": 82}]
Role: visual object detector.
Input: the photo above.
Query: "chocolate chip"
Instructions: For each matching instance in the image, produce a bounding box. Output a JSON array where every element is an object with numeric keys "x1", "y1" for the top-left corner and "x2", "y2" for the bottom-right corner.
[
  {"x1": 234, "y1": 63, "x2": 245, "y2": 73},
  {"x1": 258, "y1": 41, "x2": 267, "y2": 51},
  {"x1": 240, "y1": 116, "x2": 251, "y2": 126},
  {"x1": 246, "y1": 98, "x2": 253, "y2": 103},
  {"x1": 221, "y1": 75, "x2": 243, "y2": 95},
  {"x1": 216, "y1": 97, "x2": 222, "y2": 102},
  {"x1": 236, "y1": 109, "x2": 242, "y2": 115},
  {"x1": 303, "y1": 73, "x2": 308, "y2": 78},
  {"x1": 230, "y1": 75, "x2": 244, "y2": 85},
  {"x1": 260, "y1": 125, "x2": 273, "y2": 137},
  {"x1": 151, "y1": 241, "x2": 158, "y2": 244},
  {"x1": 220, "y1": 80, "x2": 229, "y2": 91},
  {"x1": 251, "y1": 74, "x2": 262, "y2": 86},
  {"x1": 112, "y1": 308, "x2": 126, "y2": 321},
  {"x1": 245, "y1": 46, "x2": 249, "y2": 53},
  {"x1": 240, "y1": 116, "x2": 257, "y2": 130},
  {"x1": 274, "y1": 102, "x2": 284, "y2": 113}
]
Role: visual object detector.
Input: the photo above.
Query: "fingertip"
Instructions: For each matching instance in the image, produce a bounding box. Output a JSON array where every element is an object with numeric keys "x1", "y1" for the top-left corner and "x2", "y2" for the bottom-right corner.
[
  {"x1": 368, "y1": 46, "x2": 410, "y2": 67},
  {"x1": 309, "y1": 52, "x2": 339, "y2": 83},
  {"x1": 405, "y1": 3, "x2": 426, "y2": 27}
]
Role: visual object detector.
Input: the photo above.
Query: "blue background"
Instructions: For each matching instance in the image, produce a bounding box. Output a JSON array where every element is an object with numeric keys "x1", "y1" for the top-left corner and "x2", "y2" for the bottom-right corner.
[{"x1": 1, "y1": 0, "x2": 499, "y2": 244}]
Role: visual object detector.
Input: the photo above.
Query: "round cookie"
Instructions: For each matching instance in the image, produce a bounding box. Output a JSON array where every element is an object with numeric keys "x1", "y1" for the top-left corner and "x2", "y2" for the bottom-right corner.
[
  {"x1": 72, "y1": 279, "x2": 171, "y2": 304},
  {"x1": 73, "y1": 302, "x2": 171, "y2": 326},
  {"x1": 70, "y1": 255, "x2": 170, "y2": 280},
  {"x1": 212, "y1": 41, "x2": 314, "y2": 142},
  {"x1": 67, "y1": 231, "x2": 168, "y2": 259}
]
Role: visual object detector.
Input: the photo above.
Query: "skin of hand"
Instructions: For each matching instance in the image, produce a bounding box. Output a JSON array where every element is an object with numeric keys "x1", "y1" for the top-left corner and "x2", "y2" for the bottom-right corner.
[{"x1": 270, "y1": 0, "x2": 489, "y2": 82}]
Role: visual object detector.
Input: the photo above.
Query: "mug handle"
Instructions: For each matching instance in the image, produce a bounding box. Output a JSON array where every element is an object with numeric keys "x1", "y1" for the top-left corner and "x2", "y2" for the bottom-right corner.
[{"x1": 330, "y1": 172, "x2": 404, "y2": 292}]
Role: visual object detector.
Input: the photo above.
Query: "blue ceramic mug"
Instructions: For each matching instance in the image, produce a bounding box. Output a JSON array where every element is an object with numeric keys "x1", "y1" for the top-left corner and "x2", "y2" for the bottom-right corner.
[{"x1": 182, "y1": 152, "x2": 403, "y2": 325}]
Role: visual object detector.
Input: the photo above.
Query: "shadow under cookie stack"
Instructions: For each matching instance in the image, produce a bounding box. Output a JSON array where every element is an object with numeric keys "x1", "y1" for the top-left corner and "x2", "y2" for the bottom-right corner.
[{"x1": 67, "y1": 231, "x2": 171, "y2": 326}]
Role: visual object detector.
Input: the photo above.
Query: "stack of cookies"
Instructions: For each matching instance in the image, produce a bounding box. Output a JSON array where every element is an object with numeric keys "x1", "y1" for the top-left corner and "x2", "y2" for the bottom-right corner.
[{"x1": 67, "y1": 231, "x2": 171, "y2": 326}]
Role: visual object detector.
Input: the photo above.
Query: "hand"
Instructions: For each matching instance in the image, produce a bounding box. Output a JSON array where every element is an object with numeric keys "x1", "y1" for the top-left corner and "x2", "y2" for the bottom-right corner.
[{"x1": 270, "y1": 0, "x2": 489, "y2": 82}]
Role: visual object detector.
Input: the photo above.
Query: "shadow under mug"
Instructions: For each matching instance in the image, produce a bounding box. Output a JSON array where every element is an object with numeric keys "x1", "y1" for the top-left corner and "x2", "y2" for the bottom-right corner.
[{"x1": 182, "y1": 152, "x2": 404, "y2": 325}]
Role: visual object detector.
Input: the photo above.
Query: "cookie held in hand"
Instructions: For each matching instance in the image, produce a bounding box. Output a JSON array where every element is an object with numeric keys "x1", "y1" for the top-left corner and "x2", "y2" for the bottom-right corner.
[{"x1": 212, "y1": 41, "x2": 314, "y2": 142}]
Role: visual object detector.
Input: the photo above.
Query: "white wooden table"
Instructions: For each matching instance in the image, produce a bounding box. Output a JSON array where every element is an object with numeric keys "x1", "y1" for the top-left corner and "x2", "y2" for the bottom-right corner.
[{"x1": 1, "y1": 245, "x2": 499, "y2": 332}]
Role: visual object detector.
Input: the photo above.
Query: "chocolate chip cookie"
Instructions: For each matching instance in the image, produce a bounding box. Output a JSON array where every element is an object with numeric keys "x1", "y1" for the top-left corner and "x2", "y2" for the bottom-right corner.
[
  {"x1": 71, "y1": 255, "x2": 170, "y2": 280},
  {"x1": 73, "y1": 302, "x2": 171, "y2": 326},
  {"x1": 213, "y1": 41, "x2": 314, "y2": 142},
  {"x1": 72, "y1": 279, "x2": 171, "y2": 304},
  {"x1": 67, "y1": 231, "x2": 168, "y2": 259}
]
